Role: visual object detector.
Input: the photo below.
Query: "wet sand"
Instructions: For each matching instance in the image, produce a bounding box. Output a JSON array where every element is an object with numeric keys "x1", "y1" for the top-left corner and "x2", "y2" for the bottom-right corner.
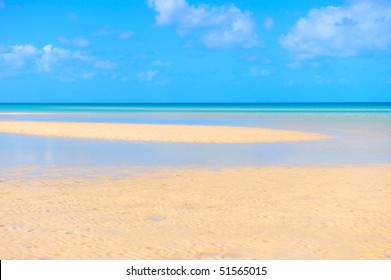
[
  {"x1": 0, "y1": 165, "x2": 390, "y2": 259},
  {"x1": 0, "y1": 121, "x2": 329, "y2": 143}
]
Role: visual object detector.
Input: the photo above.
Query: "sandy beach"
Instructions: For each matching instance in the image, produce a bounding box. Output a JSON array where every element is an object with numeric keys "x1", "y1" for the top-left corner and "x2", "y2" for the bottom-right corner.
[
  {"x1": 0, "y1": 120, "x2": 329, "y2": 143},
  {"x1": 1, "y1": 165, "x2": 390, "y2": 260}
]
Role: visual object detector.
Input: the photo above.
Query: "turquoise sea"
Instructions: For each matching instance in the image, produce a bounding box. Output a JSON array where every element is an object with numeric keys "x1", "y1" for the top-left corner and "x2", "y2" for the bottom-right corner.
[
  {"x1": 0, "y1": 102, "x2": 391, "y2": 113},
  {"x1": 1, "y1": 103, "x2": 391, "y2": 177}
]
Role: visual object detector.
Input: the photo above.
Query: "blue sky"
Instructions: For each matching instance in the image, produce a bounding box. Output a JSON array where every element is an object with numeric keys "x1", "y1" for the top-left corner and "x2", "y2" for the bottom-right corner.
[{"x1": 0, "y1": 0, "x2": 390, "y2": 103}]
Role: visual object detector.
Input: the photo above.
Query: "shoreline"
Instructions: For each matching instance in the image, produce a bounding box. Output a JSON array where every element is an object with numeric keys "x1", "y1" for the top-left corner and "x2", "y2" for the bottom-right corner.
[
  {"x1": 0, "y1": 120, "x2": 330, "y2": 143},
  {"x1": 1, "y1": 164, "x2": 390, "y2": 259}
]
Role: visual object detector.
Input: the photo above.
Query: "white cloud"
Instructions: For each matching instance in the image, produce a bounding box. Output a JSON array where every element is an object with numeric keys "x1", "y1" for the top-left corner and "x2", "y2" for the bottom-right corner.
[
  {"x1": 263, "y1": 17, "x2": 274, "y2": 30},
  {"x1": 94, "y1": 60, "x2": 116, "y2": 70},
  {"x1": 81, "y1": 71, "x2": 95, "y2": 79},
  {"x1": 249, "y1": 66, "x2": 270, "y2": 77},
  {"x1": 59, "y1": 76, "x2": 76, "y2": 82},
  {"x1": 119, "y1": 31, "x2": 134, "y2": 40},
  {"x1": 137, "y1": 70, "x2": 158, "y2": 81},
  {"x1": 241, "y1": 55, "x2": 272, "y2": 64},
  {"x1": 93, "y1": 26, "x2": 113, "y2": 36},
  {"x1": 0, "y1": 44, "x2": 38, "y2": 68},
  {"x1": 0, "y1": 43, "x2": 115, "y2": 79},
  {"x1": 280, "y1": 0, "x2": 391, "y2": 59},
  {"x1": 72, "y1": 51, "x2": 95, "y2": 63},
  {"x1": 148, "y1": 0, "x2": 260, "y2": 48},
  {"x1": 93, "y1": 27, "x2": 134, "y2": 41},
  {"x1": 73, "y1": 38, "x2": 90, "y2": 47},
  {"x1": 58, "y1": 36, "x2": 90, "y2": 47},
  {"x1": 153, "y1": 60, "x2": 171, "y2": 66},
  {"x1": 314, "y1": 75, "x2": 333, "y2": 84},
  {"x1": 37, "y1": 44, "x2": 72, "y2": 72}
]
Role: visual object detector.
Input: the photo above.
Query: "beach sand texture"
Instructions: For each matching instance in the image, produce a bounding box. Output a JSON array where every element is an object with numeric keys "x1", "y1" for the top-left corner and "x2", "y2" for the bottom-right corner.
[
  {"x1": 1, "y1": 165, "x2": 390, "y2": 259},
  {"x1": 0, "y1": 121, "x2": 329, "y2": 143}
]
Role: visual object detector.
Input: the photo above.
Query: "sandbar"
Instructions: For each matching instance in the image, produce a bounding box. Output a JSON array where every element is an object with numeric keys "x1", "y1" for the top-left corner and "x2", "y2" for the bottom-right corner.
[
  {"x1": 0, "y1": 165, "x2": 390, "y2": 259},
  {"x1": 0, "y1": 120, "x2": 329, "y2": 143}
]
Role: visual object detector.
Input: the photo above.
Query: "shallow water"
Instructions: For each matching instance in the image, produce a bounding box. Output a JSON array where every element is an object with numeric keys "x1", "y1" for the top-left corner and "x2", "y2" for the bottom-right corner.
[{"x1": 1, "y1": 110, "x2": 391, "y2": 177}]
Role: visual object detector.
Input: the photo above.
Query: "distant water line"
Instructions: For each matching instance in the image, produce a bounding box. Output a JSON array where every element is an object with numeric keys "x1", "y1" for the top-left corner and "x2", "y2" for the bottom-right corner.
[{"x1": 0, "y1": 103, "x2": 390, "y2": 114}]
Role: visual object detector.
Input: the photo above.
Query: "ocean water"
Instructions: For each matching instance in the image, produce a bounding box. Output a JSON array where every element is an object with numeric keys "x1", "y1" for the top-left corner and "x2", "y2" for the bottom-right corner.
[
  {"x1": 0, "y1": 102, "x2": 391, "y2": 113},
  {"x1": 1, "y1": 103, "x2": 391, "y2": 176}
]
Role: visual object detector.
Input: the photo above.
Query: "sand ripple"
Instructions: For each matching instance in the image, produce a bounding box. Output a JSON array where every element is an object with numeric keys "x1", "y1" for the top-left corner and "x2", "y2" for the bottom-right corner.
[{"x1": 1, "y1": 165, "x2": 390, "y2": 259}]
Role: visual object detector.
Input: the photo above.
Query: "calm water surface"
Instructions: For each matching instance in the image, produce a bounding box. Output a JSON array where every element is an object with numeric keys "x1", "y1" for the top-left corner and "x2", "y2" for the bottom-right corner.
[{"x1": 1, "y1": 103, "x2": 391, "y2": 177}]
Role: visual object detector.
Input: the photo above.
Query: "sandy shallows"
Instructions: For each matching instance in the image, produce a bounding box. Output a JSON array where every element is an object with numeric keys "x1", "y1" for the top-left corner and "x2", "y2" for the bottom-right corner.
[
  {"x1": 1, "y1": 165, "x2": 390, "y2": 260},
  {"x1": 0, "y1": 121, "x2": 329, "y2": 143}
]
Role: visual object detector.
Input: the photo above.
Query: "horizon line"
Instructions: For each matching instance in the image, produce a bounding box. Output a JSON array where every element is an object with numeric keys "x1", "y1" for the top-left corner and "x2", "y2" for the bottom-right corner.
[{"x1": 1, "y1": 102, "x2": 391, "y2": 105}]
